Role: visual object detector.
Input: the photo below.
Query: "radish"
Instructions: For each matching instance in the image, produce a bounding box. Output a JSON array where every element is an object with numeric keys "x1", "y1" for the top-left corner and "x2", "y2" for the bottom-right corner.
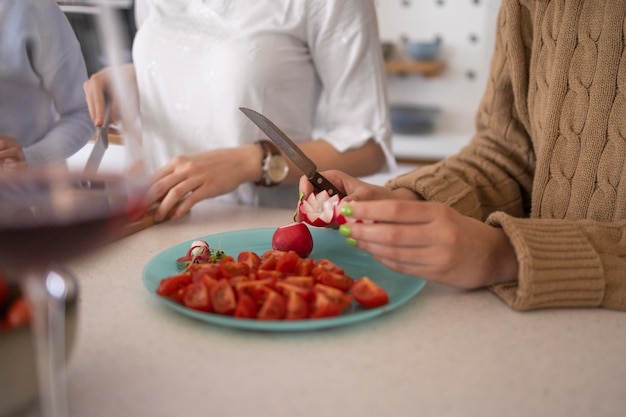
[
  {"x1": 297, "y1": 190, "x2": 342, "y2": 227},
  {"x1": 272, "y1": 222, "x2": 314, "y2": 258}
]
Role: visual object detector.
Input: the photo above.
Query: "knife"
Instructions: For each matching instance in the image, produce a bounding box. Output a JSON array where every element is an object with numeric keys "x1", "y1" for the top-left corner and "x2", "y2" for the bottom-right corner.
[
  {"x1": 239, "y1": 107, "x2": 346, "y2": 199},
  {"x1": 84, "y1": 104, "x2": 111, "y2": 175}
]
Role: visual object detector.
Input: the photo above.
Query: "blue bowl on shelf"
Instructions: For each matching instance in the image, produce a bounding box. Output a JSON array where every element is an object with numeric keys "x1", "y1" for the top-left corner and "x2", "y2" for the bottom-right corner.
[
  {"x1": 390, "y1": 105, "x2": 440, "y2": 134},
  {"x1": 406, "y1": 40, "x2": 442, "y2": 61}
]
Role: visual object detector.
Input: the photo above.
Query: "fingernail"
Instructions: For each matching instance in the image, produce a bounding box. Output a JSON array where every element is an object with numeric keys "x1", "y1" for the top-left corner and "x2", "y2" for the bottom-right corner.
[
  {"x1": 340, "y1": 204, "x2": 354, "y2": 217},
  {"x1": 339, "y1": 224, "x2": 351, "y2": 237},
  {"x1": 346, "y1": 237, "x2": 357, "y2": 247}
]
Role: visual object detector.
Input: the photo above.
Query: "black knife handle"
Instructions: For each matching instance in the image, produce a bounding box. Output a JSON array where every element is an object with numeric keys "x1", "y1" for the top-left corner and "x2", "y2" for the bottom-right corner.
[{"x1": 309, "y1": 172, "x2": 346, "y2": 199}]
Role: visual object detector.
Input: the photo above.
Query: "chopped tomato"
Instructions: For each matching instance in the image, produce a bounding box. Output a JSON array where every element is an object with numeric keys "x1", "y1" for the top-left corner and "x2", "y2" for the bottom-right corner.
[
  {"x1": 309, "y1": 291, "x2": 342, "y2": 319},
  {"x1": 234, "y1": 293, "x2": 258, "y2": 319},
  {"x1": 316, "y1": 270, "x2": 354, "y2": 292},
  {"x1": 312, "y1": 259, "x2": 344, "y2": 277},
  {"x1": 235, "y1": 278, "x2": 276, "y2": 298},
  {"x1": 285, "y1": 292, "x2": 309, "y2": 320},
  {"x1": 182, "y1": 282, "x2": 213, "y2": 312},
  {"x1": 6, "y1": 297, "x2": 30, "y2": 328},
  {"x1": 228, "y1": 275, "x2": 250, "y2": 286},
  {"x1": 351, "y1": 277, "x2": 389, "y2": 308},
  {"x1": 156, "y1": 272, "x2": 193, "y2": 298},
  {"x1": 210, "y1": 278, "x2": 237, "y2": 315},
  {"x1": 275, "y1": 281, "x2": 315, "y2": 302},
  {"x1": 237, "y1": 251, "x2": 261, "y2": 271},
  {"x1": 197, "y1": 274, "x2": 219, "y2": 290},
  {"x1": 294, "y1": 257, "x2": 314, "y2": 276},
  {"x1": 275, "y1": 251, "x2": 301, "y2": 274},
  {"x1": 254, "y1": 270, "x2": 284, "y2": 281},
  {"x1": 219, "y1": 261, "x2": 250, "y2": 278},
  {"x1": 283, "y1": 275, "x2": 314, "y2": 289},
  {"x1": 189, "y1": 263, "x2": 222, "y2": 281},
  {"x1": 314, "y1": 284, "x2": 352, "y2": 312},
  {"x1": 257, "y1": 290, "x2": 286, "y2": 320}
]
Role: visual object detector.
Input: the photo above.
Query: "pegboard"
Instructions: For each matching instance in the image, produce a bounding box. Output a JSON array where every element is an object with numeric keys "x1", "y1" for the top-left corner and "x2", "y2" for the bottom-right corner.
[{"x1": 375, "y1": 0, "x2": 502, "y2": 136}]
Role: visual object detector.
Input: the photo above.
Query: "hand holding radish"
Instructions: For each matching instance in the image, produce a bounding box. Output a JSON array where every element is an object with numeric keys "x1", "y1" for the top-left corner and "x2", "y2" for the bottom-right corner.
[{"x1": 297, "y1": 171, "x2": 519, "y2": 289}]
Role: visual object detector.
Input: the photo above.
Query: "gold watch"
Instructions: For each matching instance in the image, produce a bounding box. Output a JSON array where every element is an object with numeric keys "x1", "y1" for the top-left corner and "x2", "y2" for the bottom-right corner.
[{"x1": 255, "y1": 140, "x2": 289, "y2": 187}]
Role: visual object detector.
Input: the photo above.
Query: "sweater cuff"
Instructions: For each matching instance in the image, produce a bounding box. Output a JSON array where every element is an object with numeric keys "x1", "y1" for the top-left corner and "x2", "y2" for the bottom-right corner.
[{"x1": 486, "y1": 212, "x2": 605, "y2": 310}]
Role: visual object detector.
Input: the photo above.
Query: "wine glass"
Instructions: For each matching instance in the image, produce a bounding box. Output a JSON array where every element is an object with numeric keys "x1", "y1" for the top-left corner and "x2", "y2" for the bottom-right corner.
[{"x1": 0, "y1": 7, "x2": 147, "y2": 417}]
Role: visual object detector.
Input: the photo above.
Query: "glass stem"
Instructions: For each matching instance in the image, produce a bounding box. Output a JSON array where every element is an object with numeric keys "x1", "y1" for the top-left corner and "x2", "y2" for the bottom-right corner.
[{"x1": 24, "y1": 271, "x2": 68, "y2": 417}]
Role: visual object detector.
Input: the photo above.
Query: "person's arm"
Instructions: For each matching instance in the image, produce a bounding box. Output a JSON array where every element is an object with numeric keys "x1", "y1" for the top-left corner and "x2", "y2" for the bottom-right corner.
[
  {"x1": 385, "y1": 3, "x2": 534, "y2": 222},
  {"x1": 487, "y1": 213, "x2": 626, "y2": 311},
  {"x1": 22, "y1": 1, "x2": 95, "y2": 162},
  {"x1": 295, "y1": 0, "x2": 394, "y2": 179}
]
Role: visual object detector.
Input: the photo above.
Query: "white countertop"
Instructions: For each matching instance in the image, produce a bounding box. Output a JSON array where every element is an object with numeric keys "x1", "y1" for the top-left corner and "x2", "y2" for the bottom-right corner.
[{"x1": 20, "y1": 201, "x2": 625, "y2": 417}]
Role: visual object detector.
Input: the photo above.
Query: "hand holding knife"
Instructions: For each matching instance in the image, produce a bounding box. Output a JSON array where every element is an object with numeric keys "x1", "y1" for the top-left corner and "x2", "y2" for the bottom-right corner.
[{"x1": 239, "y1": 107, "x2": 346, "y2": 199}]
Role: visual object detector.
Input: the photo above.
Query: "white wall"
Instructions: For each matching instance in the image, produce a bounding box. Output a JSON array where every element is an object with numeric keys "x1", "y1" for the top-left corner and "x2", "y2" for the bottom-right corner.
[{"x1": 375, "y1": 0, "x2": 502, "y2": 137}]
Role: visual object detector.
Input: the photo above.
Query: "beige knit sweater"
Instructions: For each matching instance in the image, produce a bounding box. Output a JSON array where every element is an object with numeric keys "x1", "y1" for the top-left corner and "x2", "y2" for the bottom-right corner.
[{"x1": 386, "y1": 0, "x2": 626, "y2": 311}]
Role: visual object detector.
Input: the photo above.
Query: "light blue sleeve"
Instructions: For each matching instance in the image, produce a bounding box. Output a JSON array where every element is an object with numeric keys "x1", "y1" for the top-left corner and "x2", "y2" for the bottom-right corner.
[{"x1": 22, "y1": 0, "x2": 95, "y2": 162}]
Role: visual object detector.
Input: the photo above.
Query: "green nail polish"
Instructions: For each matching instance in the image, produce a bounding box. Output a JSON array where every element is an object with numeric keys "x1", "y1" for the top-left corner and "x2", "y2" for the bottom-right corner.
[
  {"x1": 340, "y1": 204, "x2": 353, "y2": 216},
  {"x1": 339, "y1": 224, "x2": 351, "y2": 237},
  {"x1": 346, "y1": 237, "x2": 357, "y2": 246}
]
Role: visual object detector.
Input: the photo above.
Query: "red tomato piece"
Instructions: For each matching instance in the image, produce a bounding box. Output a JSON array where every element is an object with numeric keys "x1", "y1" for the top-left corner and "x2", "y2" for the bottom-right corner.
[
  {"x1": 228, "y1": 275, "x2": 250, "y2": 286},
  {"x1": 309, "y1": 291, "x2": 342, "y2": 319},
  {"x1": 275, "y1": 281, "x2": 315, "y2": 302},
  {"x1": 283, "y1": 275, "x2": 314, "y2": 289},
  {"x1": 189, "y1": 263, "x2": 222, "y2": 281},
  {"x1": 237, "y1": 251, "x2": 261, "y2": 272},
  {"x1": 285, "y1": 292, "x2": 309, "y2": 320},
  {"x1": 218, "y1": 255, "x2": 235, "y2": 264},
  {"x1": 275, "y1": 251, "x2": 301, "y2": 274},
  {"x1": 316, "y1": 270, "x2": 354, "y2": 292},
  {"x1": 257, "y1": 290, "x2": 286, "y2": 320},
  {"x1": 182, "y1": 282, "x2": 213, "y2": 312},
  {"x1": 6, "y1": 297, "x2": 30, "y2": 328},
  {"x1": 351, "y1": 277, "x2": 389, "y2": 308},
  {"x1": 257, "y1": 256, "x2": 278, "y2": 274},
  {"x1": 234, "y1": 293, "x2": 258, "y2": 319},
  {"x1": 210, "y1": 278, "x2": 237, "y2": 315},
  {"x1": 156, "y1": 272, "x2": 193, "y2": 298},
  {"x1": 235, "y1": 278, "x2": 276, "y2": 298},
  {"x1": 254, "y1": 270, "x2": 284, "y2": 281},
  {"x1": 314, "y1": 284, "x2": 352, "y2": 313},
  {"x1": 219, "y1": 261, "x2": 250, "y2": 278},
  {"x1": 312, "y1": 259, "x2": 344, "y2": 277},
  {"x1": 294, "y1": 257, "x2": 314, "y2": 276}
]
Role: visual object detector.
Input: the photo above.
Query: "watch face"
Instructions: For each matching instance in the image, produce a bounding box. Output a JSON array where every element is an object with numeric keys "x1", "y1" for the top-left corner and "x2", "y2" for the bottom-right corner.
[{"x1": 267, "y1": 155, "x2": 289, "y2": 182}]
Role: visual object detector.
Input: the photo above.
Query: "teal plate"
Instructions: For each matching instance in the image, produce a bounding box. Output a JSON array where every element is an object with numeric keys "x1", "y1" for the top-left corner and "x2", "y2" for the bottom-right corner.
[{"x1": 142, "y1": 227, "x2": 426, "y2": 331}]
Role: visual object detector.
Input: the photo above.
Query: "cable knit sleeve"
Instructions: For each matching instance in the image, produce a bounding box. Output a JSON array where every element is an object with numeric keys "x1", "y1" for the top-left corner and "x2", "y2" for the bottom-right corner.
[
  {"x1": 385, "y1": 3, "x2": 535, "y2": 222},
  {"x1": 487, "y1": 212, "x2": 626, "y2": 311},
  {"x1": 385, "y1": 0, "x2": 626, "y2": 311}
]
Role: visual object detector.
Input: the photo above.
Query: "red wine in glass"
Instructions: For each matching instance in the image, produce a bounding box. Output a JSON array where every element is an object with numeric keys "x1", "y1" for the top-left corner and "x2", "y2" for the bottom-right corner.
[{"x1": 0, "y1": 166, "x2": 148, "y2": 417}]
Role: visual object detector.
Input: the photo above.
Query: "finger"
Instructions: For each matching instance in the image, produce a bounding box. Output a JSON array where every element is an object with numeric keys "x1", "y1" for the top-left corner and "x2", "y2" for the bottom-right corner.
[
  {"x1": 345, "y1": 200, "x2": 441, "y2": 224},
  {"x1": 298, "y1": 175, "x2": 315, "y2": 196}
]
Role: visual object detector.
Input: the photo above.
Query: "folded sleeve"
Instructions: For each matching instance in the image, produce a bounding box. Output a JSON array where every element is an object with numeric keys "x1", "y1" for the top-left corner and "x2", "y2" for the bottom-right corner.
[
  {"x1": 486, "y1": 212, "x2": 626, "y2": 311},
  {"x1": 306, "y1": 0, "x2": 395, "y2": 170}
]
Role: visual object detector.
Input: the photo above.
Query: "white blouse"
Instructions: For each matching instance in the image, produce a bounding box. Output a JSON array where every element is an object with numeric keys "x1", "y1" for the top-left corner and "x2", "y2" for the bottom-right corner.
[{"x1": 133, "y1": 0, "x2": 394, "y2": 206}]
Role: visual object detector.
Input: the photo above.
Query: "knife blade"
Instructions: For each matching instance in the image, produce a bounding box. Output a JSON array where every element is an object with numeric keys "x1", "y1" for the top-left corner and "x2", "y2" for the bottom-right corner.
[
  {"x1": 239, "y1": 107, "x2": 346, "y2": 198},
  {"x1": 84, "y1": 104, "x2": 111, "y2": 175}
]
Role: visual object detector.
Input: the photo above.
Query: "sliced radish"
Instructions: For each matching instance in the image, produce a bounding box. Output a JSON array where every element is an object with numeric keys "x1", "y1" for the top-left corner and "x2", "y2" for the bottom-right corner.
[{"x1": 297, "y1": 190, "x2": 342, "y2": 227}]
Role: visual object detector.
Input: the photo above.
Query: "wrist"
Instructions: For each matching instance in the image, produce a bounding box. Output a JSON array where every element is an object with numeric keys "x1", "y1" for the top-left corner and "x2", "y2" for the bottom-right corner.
[{"x1": 255, "y1": 140, "x2": 289, "y2": 187}]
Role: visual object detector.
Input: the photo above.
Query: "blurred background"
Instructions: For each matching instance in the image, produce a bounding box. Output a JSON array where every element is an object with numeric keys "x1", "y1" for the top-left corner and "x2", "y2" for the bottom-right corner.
[{"x1": 59, "y1": 0, "x2": 502, "y2": 173}]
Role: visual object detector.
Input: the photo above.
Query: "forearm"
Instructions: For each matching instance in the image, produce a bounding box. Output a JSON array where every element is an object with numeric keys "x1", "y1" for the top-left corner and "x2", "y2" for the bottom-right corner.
[{"x1": 292, "y1": 138, "x2": 385, "y2": 183}]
